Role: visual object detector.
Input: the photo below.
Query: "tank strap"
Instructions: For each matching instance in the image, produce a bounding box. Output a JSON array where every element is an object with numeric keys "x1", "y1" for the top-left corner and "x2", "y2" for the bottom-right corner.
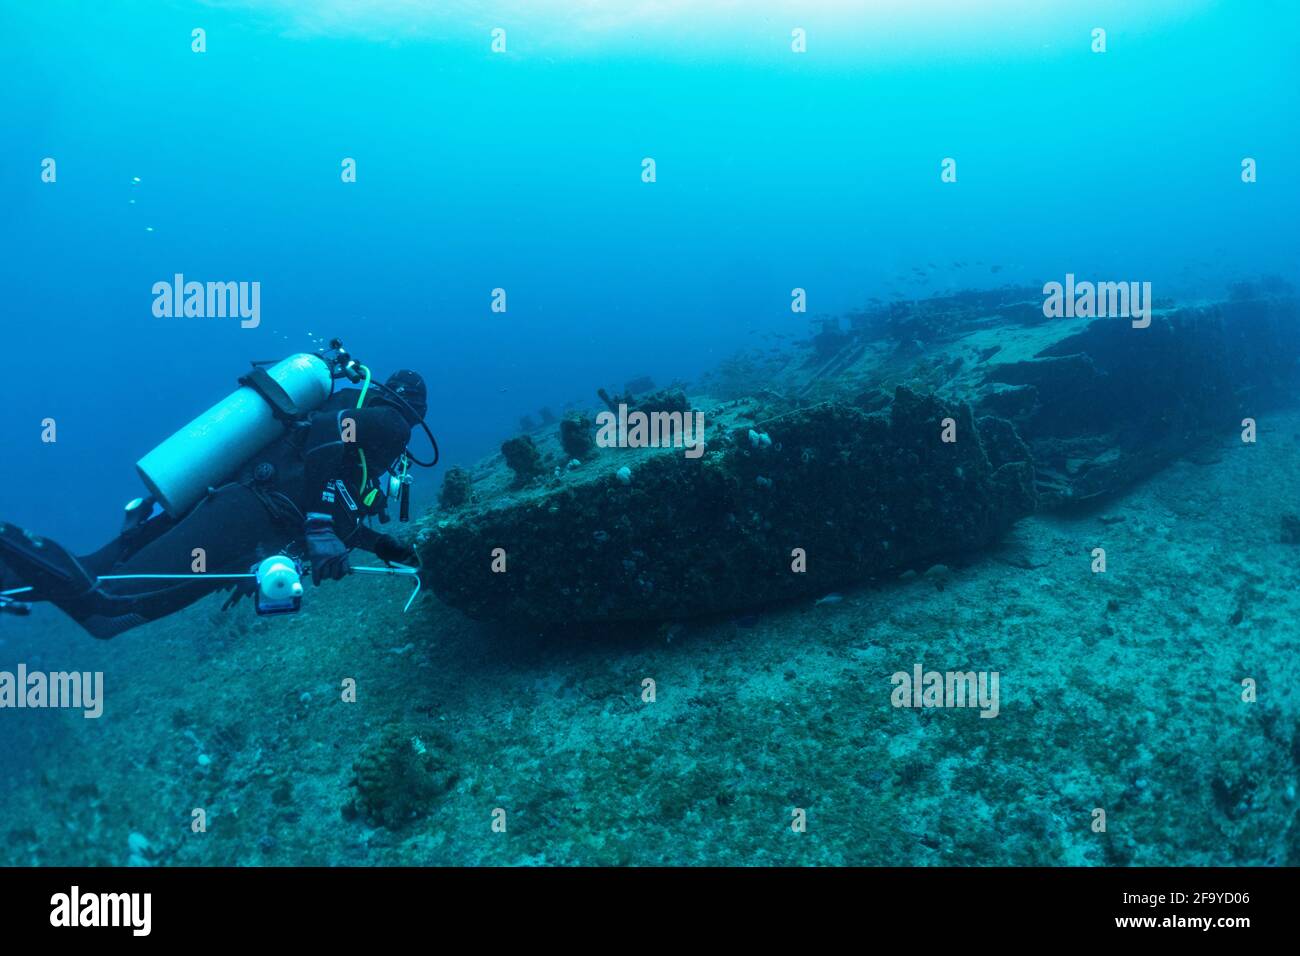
[{"x1": 239, "y1": 366, "x2": 305, "y2": 424}]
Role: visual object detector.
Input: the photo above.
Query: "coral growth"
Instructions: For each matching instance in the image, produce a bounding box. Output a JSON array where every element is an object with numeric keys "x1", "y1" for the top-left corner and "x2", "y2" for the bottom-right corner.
[
  {"x1": 598, "y1": 386, "x2": 689, "y2": 416},
  {"x1": 343, "y1": 723, "x2": 457, "y2": 829},
  {"x1": 560, "y1": 412, "x2": 596, "y2": 461},
  {"x1": 438, "y1": 466, "x2": 474, "y2": 509},
  {"x1": 501, "y1": 435, "x2": 544, "y2": 486}
]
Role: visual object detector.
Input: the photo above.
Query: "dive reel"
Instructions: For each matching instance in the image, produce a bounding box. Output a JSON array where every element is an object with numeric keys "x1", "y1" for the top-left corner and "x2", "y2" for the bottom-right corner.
[
  {"x1": 254, "y1": 555, "x2": 305, "y2": 616},
  {"x1": 249, "y1": 555, "x2": 420, "y2": 616}
]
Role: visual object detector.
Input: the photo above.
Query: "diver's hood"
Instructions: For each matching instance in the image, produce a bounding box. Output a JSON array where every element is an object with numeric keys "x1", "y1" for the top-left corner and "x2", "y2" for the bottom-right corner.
[{"x1": 381, "y1": 369, "x2": 427, "y2": 426}]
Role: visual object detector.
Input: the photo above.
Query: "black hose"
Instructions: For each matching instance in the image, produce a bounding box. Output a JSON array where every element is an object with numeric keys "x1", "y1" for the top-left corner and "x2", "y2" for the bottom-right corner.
[
  {"x1": 406, "y1": 418, "x2": 440, "y2": 468},
  {"x1": 367, "y1": 380, "x2": 440, "y2": 468}
]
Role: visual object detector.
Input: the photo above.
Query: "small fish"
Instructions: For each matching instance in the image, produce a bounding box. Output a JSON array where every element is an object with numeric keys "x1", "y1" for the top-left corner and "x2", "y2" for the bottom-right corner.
[{"x1": 815, "y1": 593, "x2": 843, "y2": 606}]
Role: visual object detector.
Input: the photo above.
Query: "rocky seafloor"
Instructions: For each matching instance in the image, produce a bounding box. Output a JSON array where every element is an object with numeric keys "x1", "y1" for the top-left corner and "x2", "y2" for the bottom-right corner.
[{"x1": 2, "y1": 285, "x2": 1299, "y2": 866}]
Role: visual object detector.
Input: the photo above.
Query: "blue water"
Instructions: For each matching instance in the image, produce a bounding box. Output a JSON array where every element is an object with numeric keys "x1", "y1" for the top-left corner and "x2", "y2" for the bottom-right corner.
[
  {"x1": 2, "y1": 0, "x2": 1300, "y2": 874},
  {"x1": 2, "y1": 0, "x2": 1296, "y2": 549}
]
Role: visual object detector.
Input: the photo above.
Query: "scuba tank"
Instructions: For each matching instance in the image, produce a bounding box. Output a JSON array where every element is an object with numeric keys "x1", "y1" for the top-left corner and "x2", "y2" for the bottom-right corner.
[{"x1": 136, "y1": 353, "x2": 334, "y2": 518}]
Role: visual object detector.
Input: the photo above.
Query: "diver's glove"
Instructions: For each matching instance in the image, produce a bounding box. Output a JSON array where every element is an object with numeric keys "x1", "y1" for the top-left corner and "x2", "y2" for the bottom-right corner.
[
  {"x1": 304, "y1": 512, "x2": 350, "y2": 585},
  {"x1": 373, "y1": 534, "x2": 416, "y2": 567}
]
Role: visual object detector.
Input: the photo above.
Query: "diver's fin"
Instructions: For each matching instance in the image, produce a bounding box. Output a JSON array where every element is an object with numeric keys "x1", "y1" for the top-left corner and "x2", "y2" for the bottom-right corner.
[
  {"x1": 0, "y1": 525, "x2": 151, "y2": 638},
  {"x1": 56, "y1": 596, "x2": 151, "y2": 639},
  {"x1": 0, "y1": 523, "x2": 97, "y2": 601}
]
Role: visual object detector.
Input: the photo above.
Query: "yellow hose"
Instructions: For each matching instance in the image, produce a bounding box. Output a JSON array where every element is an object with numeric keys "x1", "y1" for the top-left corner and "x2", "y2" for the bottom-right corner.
[
  {"x1": 355, "y1": 364, "x2": 373, "y2": 489},
  {"x1": 356, "y1": 364, "x2": 372, "y2": 408}
]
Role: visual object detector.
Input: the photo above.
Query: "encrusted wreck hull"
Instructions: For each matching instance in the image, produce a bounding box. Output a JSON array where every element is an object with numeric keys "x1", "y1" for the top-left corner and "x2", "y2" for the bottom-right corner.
[
  {"x1": 977, "y1": 296, "x2": 1300, "y2": 503},
  {"x1": 418, "y1": 389, "x2": 1034, "y2": 624},
  {"x1": 416, "y1": 287, "x2": 1300, "y2": 627}
]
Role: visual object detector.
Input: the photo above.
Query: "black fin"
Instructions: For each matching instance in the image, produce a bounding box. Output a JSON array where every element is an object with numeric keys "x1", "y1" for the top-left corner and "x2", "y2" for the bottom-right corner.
[{"x1": 0, "y1": 523, "x2": 97, "y2": 601}]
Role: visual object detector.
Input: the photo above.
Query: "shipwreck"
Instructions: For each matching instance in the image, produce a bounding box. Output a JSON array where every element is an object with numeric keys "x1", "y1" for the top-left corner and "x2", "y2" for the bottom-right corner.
[{"x1": 414, "y1": 281, "x2": 1300, "y2": 627}]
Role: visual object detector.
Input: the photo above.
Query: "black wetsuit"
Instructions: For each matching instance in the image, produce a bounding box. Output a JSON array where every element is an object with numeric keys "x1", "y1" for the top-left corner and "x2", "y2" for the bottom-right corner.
[{"x1": 56, "y1": 388, "x2": 412, "y2": 637}]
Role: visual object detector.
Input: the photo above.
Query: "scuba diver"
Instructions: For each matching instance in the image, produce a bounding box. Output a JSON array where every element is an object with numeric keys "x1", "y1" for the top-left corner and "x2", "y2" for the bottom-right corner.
[{"x1": 0, "y1": 340, "x2": 437, "y2": 638}]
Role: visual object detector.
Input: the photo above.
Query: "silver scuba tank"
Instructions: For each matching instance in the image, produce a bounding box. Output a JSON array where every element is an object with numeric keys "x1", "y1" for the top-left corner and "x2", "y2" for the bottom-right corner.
[{"x1": 136, "y1": 353, "x2": 333, "y2": 517}]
